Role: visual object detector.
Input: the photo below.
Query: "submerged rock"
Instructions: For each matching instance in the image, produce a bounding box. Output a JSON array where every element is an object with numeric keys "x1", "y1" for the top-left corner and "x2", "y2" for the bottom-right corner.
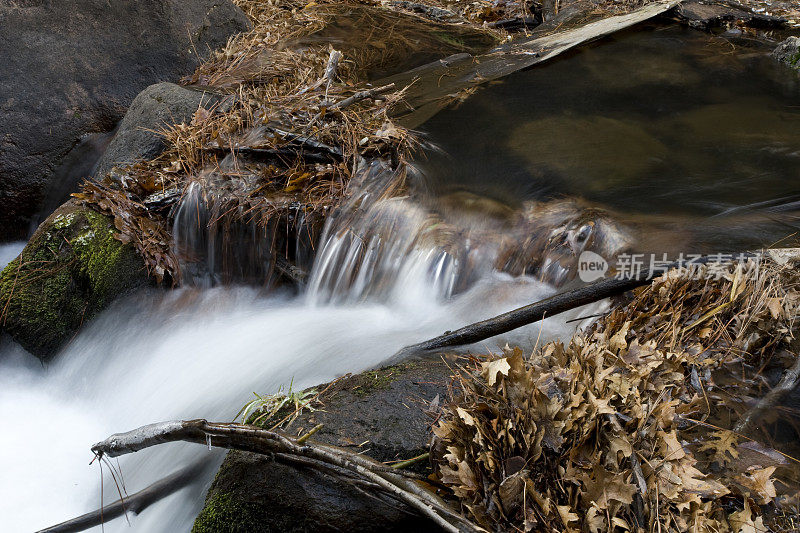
[
  {"x1": 773, "y1": 37, "x2": 800, "y2": 71},
  {"x1": 193, "y1": 360, "x2": 453, "y2": 532},
  {"x1": 0, "y1": 201, "x2": 151, "y2": 360},
  {"x1": 95, "y1": 83, "x2": 225, "y2": 180},
  {"x1": 0, "y1": 0, "x2": 250, "y2": 240}
]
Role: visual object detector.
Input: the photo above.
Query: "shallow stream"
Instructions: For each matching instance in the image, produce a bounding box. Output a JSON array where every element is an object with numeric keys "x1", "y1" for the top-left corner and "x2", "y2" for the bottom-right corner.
[
  {"x1": 418, "y1": 25, "x2": 800, "y2": 252},
  {"x1": 1, "y1": 24, "x2": 800, "y2": 533}
]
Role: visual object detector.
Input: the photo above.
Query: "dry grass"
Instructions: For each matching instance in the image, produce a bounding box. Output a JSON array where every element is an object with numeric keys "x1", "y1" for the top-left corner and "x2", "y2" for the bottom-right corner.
[
  {"x1": 75, "y1": 0, "x2": 673, "y2": 284},
  {"x1": 436, "y1": 255, "x2": 800, "y2": 532}
]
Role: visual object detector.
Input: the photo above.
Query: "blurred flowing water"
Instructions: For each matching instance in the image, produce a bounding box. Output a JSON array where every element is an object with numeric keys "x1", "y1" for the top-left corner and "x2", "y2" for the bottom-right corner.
[
  {"x1": 1, "y1": 24, "x2": 800, "y2": 533},
  {"x1": 0, "y1": 171, "x2": 602, "y2": 532}
]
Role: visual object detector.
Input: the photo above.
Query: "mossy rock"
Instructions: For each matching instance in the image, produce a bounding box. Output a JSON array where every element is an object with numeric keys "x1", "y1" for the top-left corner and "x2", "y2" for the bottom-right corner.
[
  {"x1": 193, "y1": 359, "x2": 453, "y2": 532},
  {"x1": 0, "y1": 200, "x2": 151, "y2": 359},
  {"x1": 773, "y1": 37, "x2": 800, "y2": 71}
]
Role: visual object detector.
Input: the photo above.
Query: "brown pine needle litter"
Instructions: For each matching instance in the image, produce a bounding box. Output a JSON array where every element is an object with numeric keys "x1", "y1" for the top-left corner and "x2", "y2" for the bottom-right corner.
[
  {"x1": 72, "y1": 0, "x2": 671, "y2": 286},
  {"x1": 434, "y1": 255, "x2": 800, "y2": 532}
]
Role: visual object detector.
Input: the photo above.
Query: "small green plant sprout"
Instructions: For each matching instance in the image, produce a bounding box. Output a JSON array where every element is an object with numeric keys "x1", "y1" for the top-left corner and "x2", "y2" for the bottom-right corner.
[{"x1": 235, "y1": 378, "x2": 319, "y2": 429}]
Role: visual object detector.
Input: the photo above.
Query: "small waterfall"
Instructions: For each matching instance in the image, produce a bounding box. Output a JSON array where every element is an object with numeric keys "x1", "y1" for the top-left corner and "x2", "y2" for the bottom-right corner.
[
  {"x1": 307, "y1": 161, "x2": 506, "y2": 305},
  {"x1": 0, "y1": 162, "x2": 613, "y2": 533},
  {"x1": 172, "y1": 176, "x2": 320, "y2": 287}
]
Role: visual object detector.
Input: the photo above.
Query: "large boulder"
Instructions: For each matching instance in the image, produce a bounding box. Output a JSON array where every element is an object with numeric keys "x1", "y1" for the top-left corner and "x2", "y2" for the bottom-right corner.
[
  {"x1": 773, "y1": 37, "x2": 800, "y2": 71},
  {"x1": 0, "y1": 200, "x2": 151, "y2": 359},
  {"x1": 95, "y1": 83, "x2": 225, "y2": 179},
  {"x1": 0, "y1": 0, "x2": 250, "y2": 241},
  {"x1": 193, "y1": 359, "x2": 454, "y2": 532}
]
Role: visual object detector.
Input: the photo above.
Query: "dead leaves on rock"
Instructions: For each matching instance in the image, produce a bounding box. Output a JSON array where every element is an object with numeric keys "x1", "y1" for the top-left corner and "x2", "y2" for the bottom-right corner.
[
  {"x1": 434, "y1": 258, "x2": 800, "y2": 531},
  {"x1": 73, "y1": 181, "x2": 178, "y2": 284}
]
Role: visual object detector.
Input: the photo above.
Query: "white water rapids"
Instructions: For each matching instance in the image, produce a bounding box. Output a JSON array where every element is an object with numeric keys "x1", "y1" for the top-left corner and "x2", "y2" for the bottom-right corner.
[{"x1": 0, "y1": 177, "x2": 605, "y2": 532}]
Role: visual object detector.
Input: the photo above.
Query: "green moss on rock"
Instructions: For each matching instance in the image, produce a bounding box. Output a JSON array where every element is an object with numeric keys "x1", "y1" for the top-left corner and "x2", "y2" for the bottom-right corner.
[
  {"x1": 0, "y1": 200, "x2": 151, "y2": 359},
  {"x1": 350, "y1": 361, "x2": 416, "y2": 397},
  {"x1": 192, "y1": 492, "x2": 272, "y2": 533},
  {"x1": 772, "y1": 37, "x2": 800, "y2": 72}
]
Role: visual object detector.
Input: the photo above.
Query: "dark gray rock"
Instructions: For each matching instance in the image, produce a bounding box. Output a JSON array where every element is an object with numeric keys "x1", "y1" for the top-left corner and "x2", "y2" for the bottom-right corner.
[
  {"x1": 672, "y1": 0, "x2": 787, "y2": 31},
  {"x1": 193, "y1": 359, "x2": 455, "y2": 532},
  {"x1": 773, "y1": 37, "x2": 800, "y2": 71},
  {"x1": 95, "y1": 83, "x2": 224, "y2": 179},
  {"x1": 0, "y1": 0, "x2": 250, "y2": 241}
]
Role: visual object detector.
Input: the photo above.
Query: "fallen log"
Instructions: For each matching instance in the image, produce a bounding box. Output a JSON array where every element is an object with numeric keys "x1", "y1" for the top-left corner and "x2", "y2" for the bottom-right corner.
[
  {"x1": 383, "y1": 0, "x2": 683, "y2": 128},
  {"x1": 388, "y1": 252, "x2": 759, "y2": 362},
  {"x1": 88, "y1": 419, "x2": 482, "y2": 533},
  {"x1": 37, "y1": 459, "x2": 206, "y2": 533}
]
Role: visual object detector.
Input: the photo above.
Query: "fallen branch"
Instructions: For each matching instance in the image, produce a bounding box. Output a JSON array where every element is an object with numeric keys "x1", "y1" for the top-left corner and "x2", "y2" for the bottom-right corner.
[
  {"x1": 735, "y1": 344, "x2": 800, "y2": 434},
  {"x1": 204, "y1": 124, "x2": 344, "y2": 164},
  {"x1": 37, "y1": 459, "x2": 206, "y2": 533},
  {"x1": 329, "y1": 83, "x2": 396, "y2": 111},
  {"x1": 323, "y1": 49, "x2": 343, "y2": 96},
  {"x1": 383, "y1": 0, "x2": 683, "y2": 128},
  {"x1": 90, "y1": 419, "x2": 483, "y2": 533},
  {"x1": 388, "y1": 253, "x2": 757, "y2": 362},
  {"x1": 205, "y1": 145, "x2": 338, "y2": 164}
]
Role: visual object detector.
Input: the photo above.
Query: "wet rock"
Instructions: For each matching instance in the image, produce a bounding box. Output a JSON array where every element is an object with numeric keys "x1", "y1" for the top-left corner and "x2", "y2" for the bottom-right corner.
[
  {"x1": 193, "y1": 360, "x2": 454, "y2": 532},
  {"x1": 0, "y1": 201, "x2": 151, "y2": 360},
  {"x1": 671, "y1": 0, "x2": 787, "y2": 31},
  {"x1": 507, "y1": 115, "x2": 669, "y2": 190},
  {"x1": 0, "y1": 0, "x2": 250, "y2": 241},
  {"x1": 773, "y1": 37, "x2": 800, "y2": 71},
  {"x1": 95, "y1": 83, "x2": 225, "y2": 179}
]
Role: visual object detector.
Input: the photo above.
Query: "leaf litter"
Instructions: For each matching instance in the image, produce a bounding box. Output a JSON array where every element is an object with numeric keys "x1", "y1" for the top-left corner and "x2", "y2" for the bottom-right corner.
[{"x1": 434, "y1": 255, "x2": 800, "y2": 532}]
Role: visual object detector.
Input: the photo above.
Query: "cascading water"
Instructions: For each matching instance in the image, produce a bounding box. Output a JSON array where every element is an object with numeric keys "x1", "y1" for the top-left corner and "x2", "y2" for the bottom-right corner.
[
  {"x1": 2, "y1": 25, "x2": 799, "y2": 533},
  {"x1": 0, "y1": 164, "x2": 605, "y2": 532}
]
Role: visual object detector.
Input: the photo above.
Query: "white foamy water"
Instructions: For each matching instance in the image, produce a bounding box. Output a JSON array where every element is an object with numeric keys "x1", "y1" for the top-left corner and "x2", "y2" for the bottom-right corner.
[
  {"x1": 1, "y1": 276, "x2": 603, "y2": 532},
  {"x1": 0, "y1": 169, "x2": 606, "y2": 532}
]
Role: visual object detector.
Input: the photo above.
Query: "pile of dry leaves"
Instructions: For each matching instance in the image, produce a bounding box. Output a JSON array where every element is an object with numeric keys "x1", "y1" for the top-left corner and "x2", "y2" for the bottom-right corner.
[{"x1": 434, "y1": 255, "x2": 800, "y2": 531}]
